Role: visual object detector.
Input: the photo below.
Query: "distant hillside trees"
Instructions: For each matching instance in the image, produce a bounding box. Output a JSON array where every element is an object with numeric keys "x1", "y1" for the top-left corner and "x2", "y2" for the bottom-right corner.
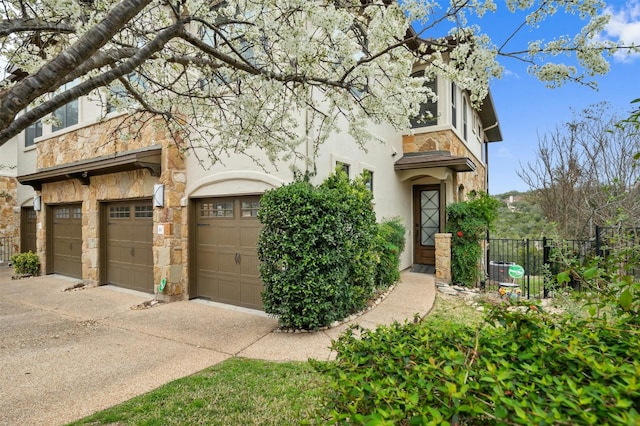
[
  {"x1": 491, "y1": 192, "x2": 556, "y2": 239},
  {"x1": 518, "y1": 102, "x2": 640, "y2": 239}
]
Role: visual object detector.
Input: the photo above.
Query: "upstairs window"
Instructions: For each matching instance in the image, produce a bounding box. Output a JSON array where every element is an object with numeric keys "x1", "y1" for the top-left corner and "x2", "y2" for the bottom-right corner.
[
  {"x1": 410, "y1": 74, "x2": 437, "y2": 128},
  {"x1": 363, "y1": 170, "x2": 373, "y2": 192},
  {"x1": 52, "y1": 81, "x2": 78, "y2": 131},
  {"x1": 25, "y1": 120, "x2": 42, "y2": 147},
  {"x1": 451, "y1": 82, "x2": 457, "y2": 129},
  {"x1": 336, "y1": 161, "x2": 350, "y2": 177},
  {"x1": 463, "y1": 97, "x2": 468, "y2": 140}
]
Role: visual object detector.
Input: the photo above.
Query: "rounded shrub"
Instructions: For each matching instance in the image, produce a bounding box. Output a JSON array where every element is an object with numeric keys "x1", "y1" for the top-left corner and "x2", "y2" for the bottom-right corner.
[
  {"x1": 258, "y1": 171, "x2": 377, "y2": 330},
  {"x1": 10, "y1": 251, "x2": 40, "y2": 276}
]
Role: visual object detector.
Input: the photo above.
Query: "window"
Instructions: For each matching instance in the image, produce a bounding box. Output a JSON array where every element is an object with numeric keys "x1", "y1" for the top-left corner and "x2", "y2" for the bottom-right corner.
[
  {"x1": 52, "y1": 82, "x2": 79, "y2": 131},
  {"x1": 109, "y1": 206, "x2": 130, "y2": 218},
  {"x1": 451, "y1": 83, "x2": 457, "y2": 129},
  {"x1": 336, "y1": 161, "x2": 350, "y2": 177},
  {"x1": 200, "y1": 201, "x2": 233, "y2": 217},
  {"x1": 55, "y1": 208, "x2": 70, "y2": 219},
  {"x1": 463, "y1": 97, "x2": 468, "y2": 140},
  {"x1": 135, "y1": 205, "x2": 153, "y2": 218},
  {"x1": 410, "y1": 74, "x2": 437, "y2": 128},
  {"x1": 25, "y1": 120, "x2": 42, "y2": 147},
  {"x1": 363, "y1": 170, "x2": 373, "y2": 192},
  {"x1": 241, "y1": 200, "x2": 260, "y2": 217}
]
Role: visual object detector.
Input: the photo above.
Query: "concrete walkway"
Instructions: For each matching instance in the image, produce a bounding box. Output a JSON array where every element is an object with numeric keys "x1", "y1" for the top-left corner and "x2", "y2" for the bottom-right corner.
[{"x1": 0, "y1": 266, "x2": 435, "y2": 425}]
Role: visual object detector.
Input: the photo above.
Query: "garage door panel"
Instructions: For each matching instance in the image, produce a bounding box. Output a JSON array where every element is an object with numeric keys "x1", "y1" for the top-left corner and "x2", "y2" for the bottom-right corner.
[
  {"x1": 217, "y1": 277, "x2": 242, "y2": 304},
  {"x1": 195, "y1": 196, "x2": 263, "y2": 309},
  {"x1": 239, "y1": 225, "x2": 260, "y2": 248},
  {"x1": 239, "y1": 253, "x2": 259, "y2": 277},
  {"x1": 240, "y1": 281, "x2": 262, "y2": 310}
]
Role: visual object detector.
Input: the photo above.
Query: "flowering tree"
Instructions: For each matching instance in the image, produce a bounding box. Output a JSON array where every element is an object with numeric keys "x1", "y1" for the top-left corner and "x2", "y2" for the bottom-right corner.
[{"x1": 0, "y1": 0, "x2": 637, "y2": 162}]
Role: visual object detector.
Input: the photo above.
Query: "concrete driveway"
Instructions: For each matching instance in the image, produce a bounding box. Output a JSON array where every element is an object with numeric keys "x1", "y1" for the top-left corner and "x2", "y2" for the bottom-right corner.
[{"x1": 0, "y1": 265, "x2": 435, "y2": 425}]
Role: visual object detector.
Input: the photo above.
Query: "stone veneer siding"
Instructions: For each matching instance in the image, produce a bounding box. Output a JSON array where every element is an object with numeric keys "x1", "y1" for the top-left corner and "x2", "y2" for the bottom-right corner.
[
  {"x1": 35, "y1": 116, "x2": 187, "y2": 300},
  {"x1": 435, "y1": 233, "x2": 452, "y2": 282},
  {"x1": 402, "y1": 129, "x2": 487, "y2": 197},
  {"x1": 0, "y1": 175, "x2": 19, "y2": 255}
]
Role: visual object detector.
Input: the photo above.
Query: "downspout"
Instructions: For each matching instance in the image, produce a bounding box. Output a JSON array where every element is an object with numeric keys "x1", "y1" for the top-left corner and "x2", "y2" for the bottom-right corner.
[{"x1": 481, "y1": 122, "x2": 498, "y2": 289}]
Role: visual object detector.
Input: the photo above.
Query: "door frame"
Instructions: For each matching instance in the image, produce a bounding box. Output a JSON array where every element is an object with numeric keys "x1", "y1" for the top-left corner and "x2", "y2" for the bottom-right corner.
[{"x1": 412, "y1": 183, "x2": 446, "y2": 265}]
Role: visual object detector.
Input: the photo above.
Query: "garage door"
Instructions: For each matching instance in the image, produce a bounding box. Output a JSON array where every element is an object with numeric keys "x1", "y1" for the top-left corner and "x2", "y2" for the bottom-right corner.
[
  {"x1": 195, "y1": 196, "x2": 263, "y2": 310},
  {"x1": 50, "y1": 204, "x2": 82, "y2": 278},
  {"x1": 104, "y1": 201, "x2": 153, "y2": 293},
  {"x1": 21, "y1": 207, "x2": 37, "y2": 254}
]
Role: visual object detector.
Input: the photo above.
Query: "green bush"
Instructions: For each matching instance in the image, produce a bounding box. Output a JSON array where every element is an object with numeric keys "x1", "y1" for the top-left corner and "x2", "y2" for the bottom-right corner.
[
  {"x1": 313, "y1": 307, "x2": 640, "y2": 425},
  {"x1": 258, "y1": 171, "x2": 377, "y2": 330},
  {"x1": 374, "y1": 218, "x2": 406, "y2": 290},
  {"x1": 11, "y1": 251, "x2": 40, "y2": 276},
  {"x1": 446, "y1": 191, "x2": 500, "y2": 286}
]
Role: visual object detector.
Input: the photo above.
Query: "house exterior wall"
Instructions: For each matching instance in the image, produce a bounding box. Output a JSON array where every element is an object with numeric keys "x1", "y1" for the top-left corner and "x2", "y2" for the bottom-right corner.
[
  {"x1": 33, "y1": 116, "x2": 188, "y2": 299},
  {"x1": 0, "y1": 139, "x2": 19, "y2": 256},
  {"x1": 16, "y1": 69, "x2": 499, "y2": 302}
]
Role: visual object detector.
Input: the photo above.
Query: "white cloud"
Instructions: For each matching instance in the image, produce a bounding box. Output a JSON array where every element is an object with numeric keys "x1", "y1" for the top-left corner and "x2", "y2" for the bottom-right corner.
[
  {"x1": 602, "y1": 0, "x2": 640, "y2": 62},
  {"x1": 502, "y1": 69, "x2": 521, "y2": 80}
]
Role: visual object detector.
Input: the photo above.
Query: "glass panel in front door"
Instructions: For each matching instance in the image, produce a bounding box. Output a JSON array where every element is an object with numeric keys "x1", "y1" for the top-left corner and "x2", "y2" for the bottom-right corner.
[{"x1": 421, "y1": 190, "x2": 439, "y2": 245}]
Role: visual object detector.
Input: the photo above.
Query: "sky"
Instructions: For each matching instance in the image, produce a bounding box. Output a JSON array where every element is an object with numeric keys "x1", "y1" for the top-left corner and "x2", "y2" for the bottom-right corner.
[{"x1": 474, "y1": 0, "x2": 640, "y2": 195}]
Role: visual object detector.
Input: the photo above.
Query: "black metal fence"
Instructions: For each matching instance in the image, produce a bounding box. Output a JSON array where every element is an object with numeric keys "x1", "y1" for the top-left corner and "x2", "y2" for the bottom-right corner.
[
  {"x1": 0, "y1": 236, "x2": 15, "y2": 264},
  {"x1": 485, "y1": 226, "x2": 639, "y2": 299}
]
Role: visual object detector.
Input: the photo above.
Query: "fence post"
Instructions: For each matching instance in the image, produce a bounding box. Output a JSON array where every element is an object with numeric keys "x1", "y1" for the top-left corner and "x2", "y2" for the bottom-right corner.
[
  {"x1": 542, "y1": 237, "x2": 549, "y2": 298},
  {"x1": 525, "y1": 238, "x2": 530, "y2": 299},
  {"x1": 595, "y1": 225, "x2": 601, "y2": 258}
]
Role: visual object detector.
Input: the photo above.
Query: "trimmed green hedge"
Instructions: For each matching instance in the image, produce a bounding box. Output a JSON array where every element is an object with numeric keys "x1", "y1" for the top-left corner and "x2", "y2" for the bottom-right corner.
[
  {"x1": 258, "y1": 172, "x2": 377, "y2": 330},
  {"x1": 374, "y1": 218, "x2": 406, "y2": 290}
]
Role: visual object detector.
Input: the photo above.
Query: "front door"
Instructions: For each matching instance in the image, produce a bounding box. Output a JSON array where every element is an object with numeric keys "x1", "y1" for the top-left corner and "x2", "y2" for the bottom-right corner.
[{"x1": 413, "y1": 185, "x2": 442, "y2": 265}]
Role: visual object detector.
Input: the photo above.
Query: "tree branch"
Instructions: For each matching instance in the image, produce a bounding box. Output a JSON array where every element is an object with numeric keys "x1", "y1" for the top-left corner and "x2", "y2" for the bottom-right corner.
[
  {"x1": 0, "y1": 20, "x2": 185, "y2": 145},
  {"x1": 0, "y1": 0, "x2": 154, "y2": 138}
]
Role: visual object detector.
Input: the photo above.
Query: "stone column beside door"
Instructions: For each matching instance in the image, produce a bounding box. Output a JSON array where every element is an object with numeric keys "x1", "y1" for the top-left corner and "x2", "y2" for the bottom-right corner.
[{"x1": 435, "y1": 233, "x2": 452, "y2": 282}]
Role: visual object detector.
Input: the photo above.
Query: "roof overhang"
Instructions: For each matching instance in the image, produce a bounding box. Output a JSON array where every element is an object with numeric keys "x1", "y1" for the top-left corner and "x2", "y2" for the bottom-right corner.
[
  {"x1": 18, "y1": 145, "x2": 162, "y2": 191},
  {"x1": 394, "y1": 151, "x2": 476, "y2": 172}
]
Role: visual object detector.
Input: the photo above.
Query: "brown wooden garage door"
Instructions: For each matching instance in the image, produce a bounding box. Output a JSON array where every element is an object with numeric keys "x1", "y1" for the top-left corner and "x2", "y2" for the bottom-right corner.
[
  {"x1": 21, "y1": 207, "x2": 37, "y2": 254},
  {"x1": 50, "y1": 204, "x2": 82, "y2": 278},
  {"x1": 103, "y1": 201, "x2": 154, "y2": 293},
  {"x1": 194, "y1": 196, "x2": 263, "y2": 310}
]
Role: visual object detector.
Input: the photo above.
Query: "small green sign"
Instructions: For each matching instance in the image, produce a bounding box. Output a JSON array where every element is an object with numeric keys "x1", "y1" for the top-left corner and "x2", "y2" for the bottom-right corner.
[
  {"x1": 158, "y1": 277, "x2": 167, "y2": 293},
  {"x1": 509, "y1": 264, "x2": 525, "y2": 279}
]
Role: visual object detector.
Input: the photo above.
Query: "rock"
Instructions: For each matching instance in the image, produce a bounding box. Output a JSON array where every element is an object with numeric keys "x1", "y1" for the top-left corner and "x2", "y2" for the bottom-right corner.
[{"x1": 438, "y1": 287, "x2": 459, "y2": 296}]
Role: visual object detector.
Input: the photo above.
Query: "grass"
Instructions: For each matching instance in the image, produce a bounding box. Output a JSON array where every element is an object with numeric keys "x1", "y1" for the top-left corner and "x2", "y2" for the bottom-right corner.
[
  {"x1": 425, "y1": 292, "x2": 487, "y2": 327},
  {"x1": 68, "y1": 358, "x2": 326, "y2": 426},
  {"x1": 67, "y1": 293, "x2": 486, "y2": 426}
]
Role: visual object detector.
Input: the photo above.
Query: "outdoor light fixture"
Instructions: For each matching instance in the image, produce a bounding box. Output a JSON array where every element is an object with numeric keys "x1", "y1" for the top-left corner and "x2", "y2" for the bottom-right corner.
[
  {"x1": 33, "y1": 195, "x2": 42, "y2": 211},
  {"x1": 153, "y1": 184, "x2": 165, "y2": 208}
]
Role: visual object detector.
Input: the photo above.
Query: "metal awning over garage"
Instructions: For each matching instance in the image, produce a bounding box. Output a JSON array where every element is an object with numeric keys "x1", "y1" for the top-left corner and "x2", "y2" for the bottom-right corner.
[
  {"x1": 394, "y1": 151, "x2": 476, "y2": 172},
  {"x1": 17, "y1": 145, "x2": 162, "y2": 190}
]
